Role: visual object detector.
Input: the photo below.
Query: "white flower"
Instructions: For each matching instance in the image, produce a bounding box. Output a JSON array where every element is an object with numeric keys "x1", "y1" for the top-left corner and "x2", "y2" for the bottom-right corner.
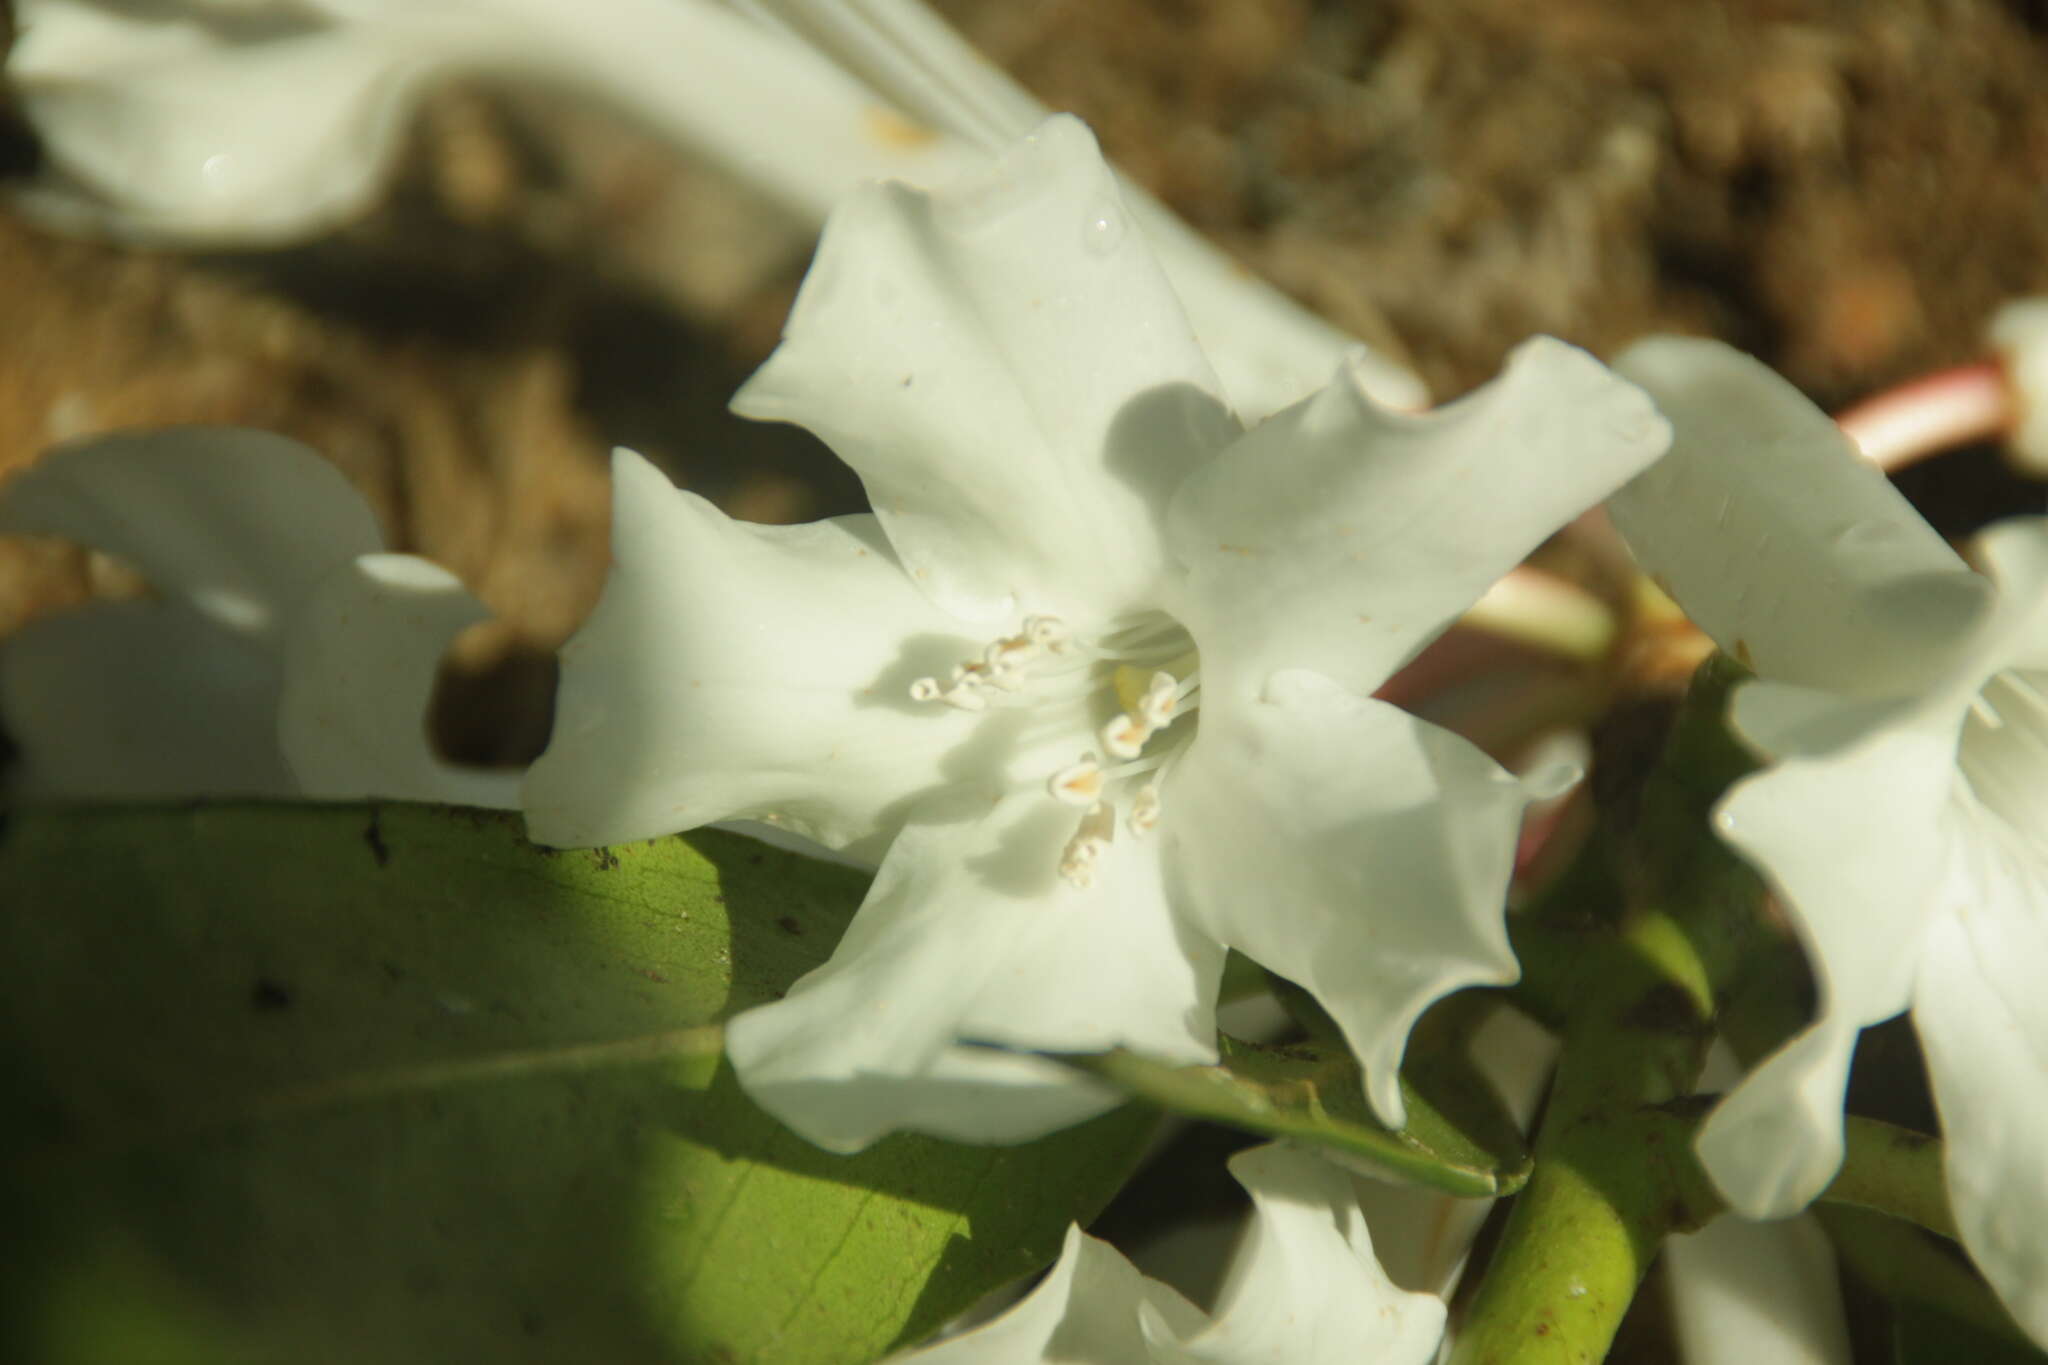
[
  {"x1": 1664, "y1": 1215, "x2": 1851, "y2": 1365},
  {"x1": 521, "y1": 116, "x2": 1670, "y2": 1152},
  {"x1": 9, "y1": 0, "x2": 1420, "y2": 421},
  {"x1": 0, "y1": 426, "x2": 513, "y2": 805},
  {"x1": 888, "y1": 1141, "x2": 1446, "y2": 1365},
  {"x1": 1606, "y1": 336, "x2": 2048, "y2": 1345},
  {"x1": 1991, "y1": 297, "x2": 2048, "y2": 476}
]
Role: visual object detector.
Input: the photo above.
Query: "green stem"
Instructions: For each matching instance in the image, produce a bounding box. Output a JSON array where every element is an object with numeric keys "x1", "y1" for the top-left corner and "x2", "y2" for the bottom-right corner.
[
  {"x1": 1821, "y1": 1205, "x2": 2036, "y2": 1349},
  {"x1": 1823, "y1": 1116, "x2": 1959, "y2": 1244},
  {"x1": 1449, "y1": 911, "x2": 1718, "y2": 1365}
]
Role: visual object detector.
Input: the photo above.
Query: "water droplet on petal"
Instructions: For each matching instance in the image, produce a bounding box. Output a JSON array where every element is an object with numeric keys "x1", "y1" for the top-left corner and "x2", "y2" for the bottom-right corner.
[
  {"x1": 1081, "y1": 199, "x2": 1126, "y2": 256},
  {"x1": 1833, "y1": 520, "x2": 1907, "y2": 552}
]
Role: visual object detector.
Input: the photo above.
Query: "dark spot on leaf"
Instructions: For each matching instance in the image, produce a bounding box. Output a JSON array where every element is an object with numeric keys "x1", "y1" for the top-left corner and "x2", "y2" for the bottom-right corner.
[
  {"x1": 1535, "y1": 1322, "x2": 1551, "y2": 1337},
  {"x1": 592, "y1": 847, "x2": 620, "y2": 871},
  {"x1": 1646, "y1": 1092, "x2": 1718, "y2": 1121},
  {"x1": 638, "y1": 968, "x2": 670, "y2": 984},
  {"x1": 363, "y1": 813, "x2": 391, "y2": 868},
  {"x1": 250, "y1": 978, "x2": 293, "y2": 1012},
  {"x1": 777, "y1": 915, "x2": 803, "y2": 936}
]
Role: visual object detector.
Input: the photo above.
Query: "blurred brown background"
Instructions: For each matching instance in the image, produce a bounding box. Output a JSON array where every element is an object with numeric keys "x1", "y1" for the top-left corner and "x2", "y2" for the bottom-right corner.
[{"x1": 2, "y1": 0, "x2": 2045, "y2": 762}]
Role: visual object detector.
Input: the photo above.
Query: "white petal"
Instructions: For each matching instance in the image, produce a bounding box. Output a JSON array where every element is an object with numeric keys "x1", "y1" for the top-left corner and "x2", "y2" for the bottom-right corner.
[
  {"x1": 522, "y1": 449, "x2": 991, "y2": 852},
  {"x1": 1351, "y1": 1005, "x2": 1558, "y2": 1300},
  {"x1": 891, "y1": 1224, "x2": 1205, "y2": 1364},
  {"x1": 1609, "y1": 337, "x2": 1988, "y2": 694},
  {"x1": 1697, "y1": 715, "x2": 1960, "y2": 1217},
  {"x1": 1664, "y1": 1215, "x2": 1850, "y2": 1365},
  {"x1": 12, "y1": 0, "x2": 985, "y2": 243},
  {"x1": 0, "y1": 427, "x2": 384, "y2": 638},
  {"x1": 733, "y1": 115, "x2": 1236, "y2": 628},
  {"x1": 1972, "y1": 516, "x2": 2048, "y2": 674},
  {"x1": 1166, "y1": 337, "x2": 1667, "y2": 705},
  {"x1": 11, "y1": 3, "x2": 455, "y2": 242},
  {"x1": 277, "y1": 553, "x2": 519, "y2": 807},
  {"x1": 0, "y1": 601, "x2": 295, "y2": 798},
  {"x1": 723, "y1": 792, "x2": 1221, "y2": 1152},
  {"x1": 1164, "y1": 670, "x2": 1533, "y2": 1128},
  {"x1": 1144, "y1": 1143, "x2": 1446, "y2": 1365},
  {"x1": 745, "y1": 0, "x2": 1425, "y2": 419},
  {"x1": 1914, "y1": 831, "x2": 2048, "y2": 1347}
]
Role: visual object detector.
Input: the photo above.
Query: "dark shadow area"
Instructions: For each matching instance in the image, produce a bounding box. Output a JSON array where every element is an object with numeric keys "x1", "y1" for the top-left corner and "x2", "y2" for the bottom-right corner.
[
  {"x1": 193, "y1": 197, "x2": 868, "y2": 524},
  {"x1": 1890, "y1": 441, "x2": 2048, "y2": 543}
]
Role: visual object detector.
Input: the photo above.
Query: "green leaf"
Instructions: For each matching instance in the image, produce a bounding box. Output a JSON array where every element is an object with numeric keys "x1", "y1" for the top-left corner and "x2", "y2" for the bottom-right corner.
[
  {"x1": 1059, "y1": 1028, "x2": 1531, "y2": 1198},
  {"x1": 0, "y1": 803, "x2": 1154, "y2": 1365}
]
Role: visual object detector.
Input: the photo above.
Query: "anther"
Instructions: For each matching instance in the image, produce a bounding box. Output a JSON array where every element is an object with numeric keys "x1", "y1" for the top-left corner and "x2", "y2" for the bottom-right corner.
[
  {"x1": 1138, "y1": 672, "x2": 1178, "y2": 729},
  {"x1": 1048, "y1": 755, "x2": 1104, "y2": 807},
  {"x1": 1101, "y1": 713, "x2": 1150, "y2": 760},
  {"x1": 1128, "y1": 783, "x2": 1161, "y2": 834},
  {"x1": 1058, "y1": 802, "x2": 1116, "y2": 888},
  {"x1": 985, "y1": 636, "x2": 1038, "y2": 672},
  {"x1": 909, "y1": 667, "x2": 989, "y2": 711},
  {"x1": 1025, "y1": 614, "x2": 1072, "y2": 653}
]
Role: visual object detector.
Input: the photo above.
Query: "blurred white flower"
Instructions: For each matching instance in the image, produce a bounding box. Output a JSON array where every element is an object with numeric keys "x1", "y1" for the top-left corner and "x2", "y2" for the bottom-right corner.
[
  {"x1": 1990, "y1": 297, "x2": 2048, "y2": 475},
  {"x1": 0, "y1": 426, "x2": 513, "y2": 805},
  {"x1": 889, "y1": 1142, "x2": 1446, "y2": 1365},
  {"x1": 1607, "y1": 336, "x2": 2048, "y2": 1346},
  {"x1": 9, "y1": 0, "x2": 1419, "y2": 420},
  {"x1": 521, "y1": 116, "x2": 1669, "y2": 1152}
]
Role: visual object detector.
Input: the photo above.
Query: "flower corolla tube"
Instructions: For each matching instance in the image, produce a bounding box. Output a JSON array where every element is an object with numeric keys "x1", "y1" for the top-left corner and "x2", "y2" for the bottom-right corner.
[
  {"x1": 1607, "y1": 336, "x2": 2048, "y2": 1347},
  {"x1": 522, "y1": 116, "x2": 1671, "y2": 1153},
  {"x1": 7, "y1": 0, "x2": 1421, "y2": 420}
]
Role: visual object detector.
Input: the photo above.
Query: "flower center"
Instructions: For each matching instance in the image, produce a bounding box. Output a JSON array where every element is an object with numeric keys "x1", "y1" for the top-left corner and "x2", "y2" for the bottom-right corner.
[{"x1": 908, "y1": 612, "x2": 1200, "y2": 888}]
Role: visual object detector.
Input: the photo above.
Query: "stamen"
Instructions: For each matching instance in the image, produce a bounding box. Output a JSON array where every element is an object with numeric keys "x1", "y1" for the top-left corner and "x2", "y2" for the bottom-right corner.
[
  {"x1": 1025, "y1": 614, "x2": 1072, "y2": 653},
  {"x1": 1048, "y1": 755, "x2": 1104, "y2": 807},
  {"x1": 1138, "y1": 671, "x2": 1178, "y2": 728},
  {"x1": 1058, "y1": 802, "x2": 1116, "y2": 888},
  {"x1": 1128, "y1": 782, "x2": 1161, "y2": 834},
  {"x1": 1101, "y1": 713, "x2": 1151, "y2": 760},
  {"x1": 2001, "y1": 672, "x2": 2048, "y2": 711},
  {"x1": 984, "y1": 637, "x2": 1036, "y2": 671},
  {"x1": 907, "y1": 667, "x2": 989, "y2": 711}
]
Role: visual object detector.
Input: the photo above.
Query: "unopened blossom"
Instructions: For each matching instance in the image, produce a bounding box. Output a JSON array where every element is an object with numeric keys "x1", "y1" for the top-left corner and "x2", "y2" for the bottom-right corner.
[
  {"x1": 9, "y1": 0, "x2": 1419, "y2": 419},
  {"x1": 890, "y1": 1142, "x2": 1446, "y2": 1365},
  {"x1": 1607, "y1": 336, "x2": 2048, "y2": 1345},
  {"x1": 522, "y1": 116, "x2": 1670, "y2": 1151},
  {"x1": 0, "y1": 427, "x2": 512, "y2": 805}
]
